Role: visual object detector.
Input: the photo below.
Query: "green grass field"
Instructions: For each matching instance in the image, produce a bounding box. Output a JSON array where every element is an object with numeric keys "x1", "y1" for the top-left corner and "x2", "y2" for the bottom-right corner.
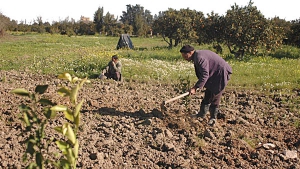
[{"x1": 1, "y1": 33, "x2": 300, "y2": 93}]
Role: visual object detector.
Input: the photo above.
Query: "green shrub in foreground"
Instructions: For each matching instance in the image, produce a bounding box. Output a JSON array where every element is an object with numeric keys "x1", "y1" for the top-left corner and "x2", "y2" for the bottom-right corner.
[{"x1": 11, "y1": 73, "x2": 90, "y2": 169}]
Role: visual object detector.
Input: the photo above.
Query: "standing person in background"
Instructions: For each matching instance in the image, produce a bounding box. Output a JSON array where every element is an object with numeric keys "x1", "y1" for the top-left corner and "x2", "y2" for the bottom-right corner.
[
  {"x1": 180, "y1": 45, "x2": 232, "y2": 126},
  {"x1": 99, "y1": 55, "x2": 122, "y2": 81}
]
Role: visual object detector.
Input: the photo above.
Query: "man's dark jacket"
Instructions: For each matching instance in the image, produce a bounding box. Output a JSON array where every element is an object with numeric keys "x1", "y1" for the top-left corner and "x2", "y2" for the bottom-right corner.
[{"x1": 192, "y1": 50, "x2": 232, "y2": 94}]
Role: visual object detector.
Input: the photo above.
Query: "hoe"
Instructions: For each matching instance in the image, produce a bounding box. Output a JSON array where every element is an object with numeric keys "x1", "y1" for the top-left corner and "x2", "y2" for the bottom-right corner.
[{"x1": 160, "y1": 92, "x2": 189, "y2": 112}]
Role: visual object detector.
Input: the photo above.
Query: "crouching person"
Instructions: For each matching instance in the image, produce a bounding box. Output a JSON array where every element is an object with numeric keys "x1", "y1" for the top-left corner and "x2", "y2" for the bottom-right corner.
[{"x1": 99, "y1": 55, "x2": 122, "y2": 81}]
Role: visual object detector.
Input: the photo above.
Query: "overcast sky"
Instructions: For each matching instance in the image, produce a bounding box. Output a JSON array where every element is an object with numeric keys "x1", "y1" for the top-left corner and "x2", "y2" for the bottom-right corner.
[{"x1": 0, "y1": 0, "x2": 299, "y2": 23}]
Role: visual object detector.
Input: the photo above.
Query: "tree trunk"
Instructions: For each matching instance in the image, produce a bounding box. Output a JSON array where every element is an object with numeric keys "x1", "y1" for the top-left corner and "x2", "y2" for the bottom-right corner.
[{"x1": 227, "y1": 44, "x2": 244, "y2": 59}]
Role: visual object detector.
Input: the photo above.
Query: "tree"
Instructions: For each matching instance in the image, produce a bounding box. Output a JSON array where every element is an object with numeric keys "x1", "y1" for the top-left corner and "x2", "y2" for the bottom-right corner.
[
  {"x1": 223, "y1": 1, "x2": 268, "y2": 58},
  {"x1": 78, "y1": 21, "x2": 94, "y2": 35},
  {"x1": 94, "y1": 7, "x2": 104, "y2": 33},
  {"x1": 7, "y1": 19, "x2": 18, "y2": 32},
  {"x1": 152, "y1": 8, "x2": 200, "y2": 47},
  {"x1": 43, "y1": 21, "x2": 51, "y2": 34},
  {"x1": 59, "y1": 17, "x2": 77, "y2": 36},
  {"x1": 123, "y1": 23, "x2": 133, "y2": 35},
  {"x1": 262, "y1": 17, "x2": 289, "y2": 52},
  {"x1": 33, "y1": 16, "x2": 45, "y2": 33},
  {"x1": 120, "y1": 5, "x2": 135, "y2": 26},
  {"x1": 49, "y1": 21, "x2": 61, "y2": 34},
  {"x1": 120, "y1": 4, "x2": 153, "y2": 36},
  {"x1": 287, "y1": 19, "x2": 300, "y2": 47},
  {"x1": 195, "y1": 12, "x2": 223, "y2": 45},
  {"x1": 134, "y1": 12, "x2": 146, "y2": 36},
  {"x1": 144, "y1": 9, "x2": 154, "y2": 37},
  {"x1": 103, "y1": 12, "x2": 118, "y2": 36},
  {"x1": 0, "y1": 13, "x2": 10, "y2": 36}
]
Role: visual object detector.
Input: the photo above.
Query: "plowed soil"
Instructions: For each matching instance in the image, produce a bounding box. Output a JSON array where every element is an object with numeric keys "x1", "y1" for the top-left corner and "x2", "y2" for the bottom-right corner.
[{"x1": 0, "y1": 70, "x2": 299, "y2": 169}]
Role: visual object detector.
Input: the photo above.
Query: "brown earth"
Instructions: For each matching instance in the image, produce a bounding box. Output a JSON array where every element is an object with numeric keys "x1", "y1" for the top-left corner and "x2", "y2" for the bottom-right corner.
[{"x1": 0, "y1": 70, "x2": 299, "y2": 169}]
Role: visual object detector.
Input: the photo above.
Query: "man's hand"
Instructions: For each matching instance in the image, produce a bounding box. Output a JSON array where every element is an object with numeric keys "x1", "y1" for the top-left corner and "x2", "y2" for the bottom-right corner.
[{"x1": 189, "y1": 87, "x2": 197, "y2": 95}]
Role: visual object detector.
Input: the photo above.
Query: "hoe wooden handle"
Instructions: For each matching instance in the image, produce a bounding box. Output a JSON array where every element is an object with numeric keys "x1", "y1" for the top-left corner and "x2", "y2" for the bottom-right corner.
[{"x1": 163, "y1": 92, "x2": 189, "y2": 105}]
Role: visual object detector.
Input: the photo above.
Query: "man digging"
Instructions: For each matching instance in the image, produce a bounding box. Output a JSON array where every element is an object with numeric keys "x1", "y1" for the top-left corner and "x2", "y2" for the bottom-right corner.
[{"x1": 180, "y1": 45, "x2": 232, "y2": 126}]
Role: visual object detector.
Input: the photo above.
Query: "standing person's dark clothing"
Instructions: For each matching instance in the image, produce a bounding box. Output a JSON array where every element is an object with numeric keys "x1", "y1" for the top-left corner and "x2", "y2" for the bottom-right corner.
[
  {"x1": 180, "y1": 45, "x2": 232, "y2": 126},
  {"x1": 100, "y1": 55, "x2": 122, "y2": 81}
]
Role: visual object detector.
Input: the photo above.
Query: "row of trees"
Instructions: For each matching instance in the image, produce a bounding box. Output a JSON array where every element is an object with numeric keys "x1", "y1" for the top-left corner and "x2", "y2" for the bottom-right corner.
[
  {"x1": 152, "y1": 2, "x2": 299, "y2": 58},
  {"x1": 1, "y1": 1, "x2": 300, "y2": 57}
]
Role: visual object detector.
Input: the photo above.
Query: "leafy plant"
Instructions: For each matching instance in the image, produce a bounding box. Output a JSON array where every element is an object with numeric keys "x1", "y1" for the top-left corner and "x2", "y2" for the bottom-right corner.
[
  {"x1": 194, "y1": 136, "x2": 206, "y2": 148},
  {"x1": 293, "y1": 119, "x2": 300, "y2": 129},
  {"x1": 11, "y1": 73, "x2": 90, "y2": 169},
  {"x1": 174, "y1": 75, "x2": 191, "y2": 108},
  {"x1": 1, "y1": 75, "x2": 6, "y2": 82},
  {"x1": 242, "y1": 137, "x2": 258, "y2": 149}
]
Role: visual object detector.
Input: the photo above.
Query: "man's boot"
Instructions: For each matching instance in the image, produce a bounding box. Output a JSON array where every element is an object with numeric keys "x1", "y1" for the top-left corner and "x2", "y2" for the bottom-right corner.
[
  {"x1": 197, "y1": 104, "x2": 210, "y2": 118},
  {"x1": 208, "y1": 107, "x2": 219, "y2": 126}
]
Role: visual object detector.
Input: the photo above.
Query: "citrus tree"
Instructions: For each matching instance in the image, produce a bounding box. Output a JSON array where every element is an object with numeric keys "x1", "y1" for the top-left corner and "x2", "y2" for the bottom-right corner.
[
  {"x1": 287, "y1": 19, "x2": 300, "y2": 47},
  {"x1": 223, "y1": 1, "x2": 287, "y2": 58},
  {"x1": 152, "y1": 8, "x2": 202, "y2": 47},
  {"x1": 223, "y1": 1, "x2": 267, "y2": 58}
]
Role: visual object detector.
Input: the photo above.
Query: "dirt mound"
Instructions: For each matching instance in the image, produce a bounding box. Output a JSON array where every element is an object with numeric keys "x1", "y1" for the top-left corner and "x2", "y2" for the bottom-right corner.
[{"x1": 0, "y1": 70, "x2": 299, "y2": 168}]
